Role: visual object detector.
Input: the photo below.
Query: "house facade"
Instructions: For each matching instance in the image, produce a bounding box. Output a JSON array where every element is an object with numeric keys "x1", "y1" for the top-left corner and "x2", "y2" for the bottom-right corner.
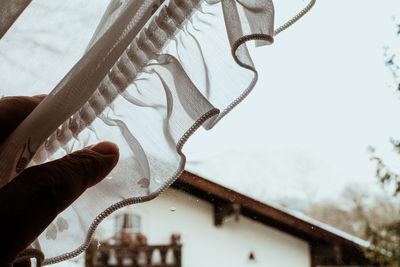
[{"x1": 86, "y1": 171, "x2": 371, "y2": 267}]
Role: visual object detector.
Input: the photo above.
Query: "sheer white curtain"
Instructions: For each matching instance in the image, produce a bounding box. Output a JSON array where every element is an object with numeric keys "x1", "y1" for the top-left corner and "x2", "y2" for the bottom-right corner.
[{"x1": 0, "y1": 0, "x2": 314, "y2": 264}]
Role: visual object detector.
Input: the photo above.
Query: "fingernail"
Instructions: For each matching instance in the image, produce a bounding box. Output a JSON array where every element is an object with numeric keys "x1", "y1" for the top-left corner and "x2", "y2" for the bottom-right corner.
[
  {"x1": 33, "y1": 94, "x2": 47, "y2": 100},
  {"x1": 89, "y1": 141, "x2": 119, "y2": 155},
  {"x1": 86, "y1": 144, "x2": 95, "y2": 149}
]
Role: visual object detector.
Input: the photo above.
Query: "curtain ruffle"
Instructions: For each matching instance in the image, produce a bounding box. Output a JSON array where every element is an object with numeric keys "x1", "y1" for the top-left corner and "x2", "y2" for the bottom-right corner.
[
  {"x1": 38, "y1": 0, "x2": 274, "y2": 262},
  {"x1": 0, "y1": 0, "x2": 313, "y2": 264}
]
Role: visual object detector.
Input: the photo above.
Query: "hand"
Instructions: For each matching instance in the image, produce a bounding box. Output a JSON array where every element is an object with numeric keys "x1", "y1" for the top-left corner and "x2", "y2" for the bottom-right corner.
[{"x1": 0, "y1": 96, "x2": 119, "y2": 266}]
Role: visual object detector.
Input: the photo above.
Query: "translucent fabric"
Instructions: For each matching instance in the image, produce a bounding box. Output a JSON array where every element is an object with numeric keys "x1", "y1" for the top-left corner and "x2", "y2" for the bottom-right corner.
[
  {"x1": 0, "y1": 0, "x2": 315, "y2": 264},
  {"x1": 0, "y1": 0, "x2": 31, "y2": 39}
]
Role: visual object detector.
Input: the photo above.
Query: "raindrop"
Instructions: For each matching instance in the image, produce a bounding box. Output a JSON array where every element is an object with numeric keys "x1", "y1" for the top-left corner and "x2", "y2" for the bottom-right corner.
[{"x1": 170, "y1": 206, "x2": 176, "y2": 212}]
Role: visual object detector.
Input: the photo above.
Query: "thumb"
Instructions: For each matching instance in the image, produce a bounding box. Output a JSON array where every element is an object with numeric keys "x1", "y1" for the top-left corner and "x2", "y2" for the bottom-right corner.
[{"x1": 0, "y1": 141, "x2": 119, "y2": 264}]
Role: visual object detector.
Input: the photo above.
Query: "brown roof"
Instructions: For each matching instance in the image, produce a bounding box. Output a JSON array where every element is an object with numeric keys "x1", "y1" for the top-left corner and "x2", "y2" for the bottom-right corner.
[{"x1": 172, "y1": 171, "x2": 371, "y2": 266}]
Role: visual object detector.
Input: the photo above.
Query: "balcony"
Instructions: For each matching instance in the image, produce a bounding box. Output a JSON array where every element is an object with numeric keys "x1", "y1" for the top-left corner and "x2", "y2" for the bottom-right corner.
[
  {"x1": 85, "y1": 213, "x2": 182, "y2": 267},
  {"x1": 85, "y1": 234, "x2": 182, "y2": 267}
]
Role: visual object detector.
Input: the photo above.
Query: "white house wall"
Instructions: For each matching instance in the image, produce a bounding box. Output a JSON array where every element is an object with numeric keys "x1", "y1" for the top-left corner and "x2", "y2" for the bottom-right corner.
[{"x1": 120, "y1": 188, "x2": 312, "y2": 267}]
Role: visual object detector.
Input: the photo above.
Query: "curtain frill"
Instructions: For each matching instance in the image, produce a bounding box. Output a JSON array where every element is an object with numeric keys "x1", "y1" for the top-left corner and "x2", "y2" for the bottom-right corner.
[{"x1": 5, "y1": 0, "x2": 276, "y2": 264}]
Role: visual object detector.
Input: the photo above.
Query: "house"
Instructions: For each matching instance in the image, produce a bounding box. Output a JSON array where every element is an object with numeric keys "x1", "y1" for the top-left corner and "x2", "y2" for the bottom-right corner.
[{"x1": 85, "y1": 171, "x2": 371, "y2": 267}]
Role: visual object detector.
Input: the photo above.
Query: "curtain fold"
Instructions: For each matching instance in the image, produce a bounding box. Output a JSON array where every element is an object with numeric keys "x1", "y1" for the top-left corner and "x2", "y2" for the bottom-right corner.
[
  {"x1": 37, "y1": 0, "x2": 274, "y2": 262},
  {"x1": 0, "y1": 0, "x2": 315, "y2": 264}
]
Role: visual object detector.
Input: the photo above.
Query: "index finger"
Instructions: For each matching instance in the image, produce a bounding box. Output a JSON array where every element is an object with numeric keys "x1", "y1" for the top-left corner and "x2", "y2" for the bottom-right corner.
[{"x1": 0, "y1": 95, "x2": 46, "y2": 143}]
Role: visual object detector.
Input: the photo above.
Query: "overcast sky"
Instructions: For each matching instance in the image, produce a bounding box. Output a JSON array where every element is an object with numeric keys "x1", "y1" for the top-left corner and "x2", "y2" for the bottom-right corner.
[{"x1": 185, "y1": 0, "x2": 400, "y2": 202}]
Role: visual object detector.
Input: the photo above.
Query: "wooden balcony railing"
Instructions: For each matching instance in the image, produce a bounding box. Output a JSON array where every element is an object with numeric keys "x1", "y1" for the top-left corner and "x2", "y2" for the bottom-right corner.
[{"x1": 86, "y1": 240, "x2": 182, "y2": 267}]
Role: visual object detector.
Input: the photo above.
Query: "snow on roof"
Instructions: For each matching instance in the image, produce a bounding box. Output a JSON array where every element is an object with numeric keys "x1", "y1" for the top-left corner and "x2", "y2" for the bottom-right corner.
[
  {"x1": 184, "y1": 169, "x2": 371, "y2": 249},
  {"x1": 263, "y1": 200, "x2": 371, "y2": 248}
]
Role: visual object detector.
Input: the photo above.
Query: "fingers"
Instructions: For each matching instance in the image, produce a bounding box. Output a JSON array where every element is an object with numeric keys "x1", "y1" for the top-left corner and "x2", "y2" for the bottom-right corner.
[
  {"x1": 0, "y1": 95, "x2": 46, "y2": 142},
  {"x1": 0, "y1": 142, "x2": 119, "y2": 264},
  {"x1": 13, "y1": 260, "x2": 30, "y2": 267}
]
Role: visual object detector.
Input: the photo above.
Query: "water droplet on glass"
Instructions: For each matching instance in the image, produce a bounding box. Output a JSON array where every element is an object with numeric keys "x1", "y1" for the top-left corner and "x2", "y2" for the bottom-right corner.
[{"x1": 169, "y1": 206, "x2": 176, "y2": 212}]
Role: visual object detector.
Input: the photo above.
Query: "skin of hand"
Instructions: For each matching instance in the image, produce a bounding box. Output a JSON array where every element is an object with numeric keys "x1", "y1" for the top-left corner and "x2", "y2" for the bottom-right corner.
[{"x1": 0, "y1": 95, "x2": 120, "y2": 266}]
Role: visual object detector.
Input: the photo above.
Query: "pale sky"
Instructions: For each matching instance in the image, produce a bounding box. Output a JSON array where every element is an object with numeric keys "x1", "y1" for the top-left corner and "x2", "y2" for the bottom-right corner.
[{"x1": 184, "y1": 0, "x2": 400, "y2": 202}]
